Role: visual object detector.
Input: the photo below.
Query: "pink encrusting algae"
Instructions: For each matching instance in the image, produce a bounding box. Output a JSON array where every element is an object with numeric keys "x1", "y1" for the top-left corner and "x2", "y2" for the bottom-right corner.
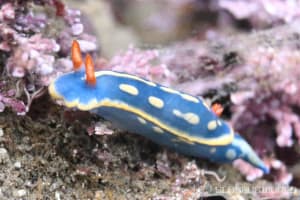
[{"x1": 0, "y1": 0, "x2": 97, "y2": 114}]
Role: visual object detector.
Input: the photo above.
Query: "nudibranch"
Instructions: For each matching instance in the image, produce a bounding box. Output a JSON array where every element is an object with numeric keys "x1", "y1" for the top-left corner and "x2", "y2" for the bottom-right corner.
[{"x1": 49, "y1": 40, "x2": 269, "y2": 174}]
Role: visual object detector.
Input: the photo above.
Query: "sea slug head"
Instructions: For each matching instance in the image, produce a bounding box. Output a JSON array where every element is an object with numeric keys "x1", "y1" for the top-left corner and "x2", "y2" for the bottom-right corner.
[{"x1": 49, "y1": 40, "x2": 99, "y2": 111}]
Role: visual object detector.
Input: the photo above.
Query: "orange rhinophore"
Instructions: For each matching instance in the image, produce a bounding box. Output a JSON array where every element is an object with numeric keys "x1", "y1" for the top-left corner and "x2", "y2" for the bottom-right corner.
[
  {"x1": 211, "y1": 103, "x2": 224, "y2": 117},
  {"x1": 71, "y1": 40, "x2": 83, "y2": 70},
  {"x1": 85, "y1": 54, "x2": 96, "y2": 85}
]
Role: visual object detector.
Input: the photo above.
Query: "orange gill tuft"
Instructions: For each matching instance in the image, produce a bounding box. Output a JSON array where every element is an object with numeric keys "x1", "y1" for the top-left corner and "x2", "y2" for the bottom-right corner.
[{"x1": 211, "y1": 103, "x2": 224, "y2": 117}]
